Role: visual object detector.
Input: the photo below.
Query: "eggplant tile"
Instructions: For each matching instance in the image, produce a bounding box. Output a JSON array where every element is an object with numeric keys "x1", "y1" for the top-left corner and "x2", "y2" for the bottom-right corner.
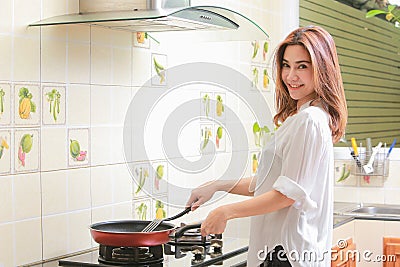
[
  {"x1": 67, "y1": 84, "x2": 90, "y2": 126},
  {"x1": 13, "y1": 37, "x2": 40, "y2": 82},
  {"x1": 14, "y1": 218, "x2": 42, "y2": 266},
  {"x1": 42, "y1": 214, "x2": 68, "y2": 260},
  {"x1": 14, "y1": 128, "x2": 40, "y2": 173},
  {"x1": 68, "y1": 210, "x2": 92, "y2": 253},
  {"x1": 14, "y1": 84, "x2": 41, "y2": 126},
  {"x1": 0, "y1": 222, "x2": 14, "y2": 266},
  {"x1": 0, "y1": 36, "x2": 12, "y2": 81},
  {"x1": 68, "y1": 128, "x2": 89, "y2": 167},
  {"x1": 0, "y1": 176, "x2": 13, "y2": 223},
  {"x1": 41, "y1": 170, "x2": 68, "y2": 216},
  {"x1": 13, "y1": 172, "x2": 41, "y2": 220},
  {"x1": 0, "y1": 130, "x2": 11, "y2": 174},
  {"x1": 67, "y1": 168, "x2": 91, "y2": 211},
  {"x1": 42, "y1": 85, "x2": 66, "y2": 125},
  {"x1": 41, "y1": 127, "x2": 67, "y2": 171},
  {"x1": 41, "y1": 39, "x2": 67, "y2": 83}
]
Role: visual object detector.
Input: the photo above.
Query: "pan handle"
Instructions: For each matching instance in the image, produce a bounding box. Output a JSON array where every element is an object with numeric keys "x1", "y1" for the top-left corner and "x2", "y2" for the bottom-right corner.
[
  {"x1": 174, "y1": 223, "x2": 202, "y2": 238},
  {"x1": 163, "y1": 206, "x2": 191, "y2": 222}
]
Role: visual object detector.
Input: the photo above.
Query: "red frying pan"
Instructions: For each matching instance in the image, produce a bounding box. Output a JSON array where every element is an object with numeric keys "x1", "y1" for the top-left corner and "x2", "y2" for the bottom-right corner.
[{"x1": 89, "y1": 207, "x2": 191, "y2": 247}]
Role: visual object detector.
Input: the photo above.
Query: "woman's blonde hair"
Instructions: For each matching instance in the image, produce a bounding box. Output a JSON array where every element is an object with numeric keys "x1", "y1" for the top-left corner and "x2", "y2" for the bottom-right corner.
[{"x1": 273, "y1": 25, "x2": 347, "y2": 143}]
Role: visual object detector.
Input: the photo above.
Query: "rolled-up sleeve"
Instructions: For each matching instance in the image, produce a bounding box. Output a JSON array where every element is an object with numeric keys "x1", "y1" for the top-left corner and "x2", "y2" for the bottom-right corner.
[{"x1": 273, "y1": 112, "x2": 329, "y2": 212}]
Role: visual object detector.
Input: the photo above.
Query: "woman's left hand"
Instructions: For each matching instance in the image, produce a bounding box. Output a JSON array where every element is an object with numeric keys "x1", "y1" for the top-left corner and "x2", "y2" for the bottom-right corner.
[{"x1": 201, "y1": 206, "x2": 229, "y2": 236}]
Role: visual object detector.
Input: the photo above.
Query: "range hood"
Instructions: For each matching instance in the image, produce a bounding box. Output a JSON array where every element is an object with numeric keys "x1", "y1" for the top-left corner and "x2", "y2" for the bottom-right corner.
[{"x1": 29, "y1": 0, "x2": 269, "y2": 41}]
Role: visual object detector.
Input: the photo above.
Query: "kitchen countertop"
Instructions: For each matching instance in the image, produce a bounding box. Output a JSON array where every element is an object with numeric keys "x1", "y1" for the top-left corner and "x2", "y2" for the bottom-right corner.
[{"x1": 333, "y1": 202, "x2": 400, "y2": 228}]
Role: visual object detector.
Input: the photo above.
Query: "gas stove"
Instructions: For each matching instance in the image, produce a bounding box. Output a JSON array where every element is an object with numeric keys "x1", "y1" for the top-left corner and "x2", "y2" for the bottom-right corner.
[{"x1": 55, "y1": 224, "x2": 248, "y2": 267}]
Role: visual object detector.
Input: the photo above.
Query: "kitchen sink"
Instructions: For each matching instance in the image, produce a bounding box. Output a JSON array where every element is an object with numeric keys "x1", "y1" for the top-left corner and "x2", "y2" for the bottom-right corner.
[{"x1": 350, "y1": 206, "x2": 400, "y2": 216}]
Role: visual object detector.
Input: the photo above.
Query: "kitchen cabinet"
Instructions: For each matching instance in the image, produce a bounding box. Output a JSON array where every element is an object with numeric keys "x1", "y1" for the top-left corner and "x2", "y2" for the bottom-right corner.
[
  {"x1": 332, "y1": 221, "x2": 356, "y2": 267},
  {"x1": 332, "y1": 238, "x2": 357, "y2": 267},
  {"x1": 354, "y1": 219, "x2": 385, "y2": 267},
  {"x1": 383, "y1": 237, "x2": 400, "y2": 267}
]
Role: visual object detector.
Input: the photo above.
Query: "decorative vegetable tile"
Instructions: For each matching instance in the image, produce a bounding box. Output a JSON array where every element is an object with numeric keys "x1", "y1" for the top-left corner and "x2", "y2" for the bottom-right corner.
[
  {"x1": 0, "y1": 84, "x2": 11, "y2": 126},
  {"x1": 200, "y1": 124, "x2": 213, "y2": 154},
  {"x1": 252, "y1": 121, "x2": 271, "y2": 148},
  {"x1": 260, "y1": 67, "x2": 272, "y2": 92},
  {"x1": 132, "y1": 163, "x2": 152, "y2": 197},
  {"x1": 14, "y1": 129, "x2": 40, "y2": 173},
  {"x1": 151, "y1": 161, "x2": 168, "y2": 195},
  {"x1": 200, "y1": 92, "x2": 213, "y2": 120},
  {"x1": 133, "y1": 32, "x2": 150, "y2": 49},
  {"x1": 251, "y1": 39, "x2": 270, "y2": 63},
  {"x1": 153, "y1": 197, "x2": 167, "y2": 220},
  {"x1": 42, "y1": 86, "x2": 66, "y2": 125},
  {"x1": 68, "y1": 128, "x2": 89, "y2": 167},
  {"x1": 151, "y1": 53, "x2": 167, "y2": 86},
  {"x1": 214, "y1": 124, "x2": 226, "y2": 152},
  {"x1": 250, "y1": 40, "x2": 260, "y2": 62},
  {"x1": 0, "y1": 130, "x2": 11, "y2": 174},
  {"x1": 251, "y1": 65, "x2": 260, "y2": 90},
  {"x1": 250, "y1": 150, "x2": 261, "y2": 176},
  {"x1": 214, "y1": 93, "x2": 226, "y2": 121},
  {"x1": 133, "y1": 198, "x2": 151, "y2": 220},
  {"x1": 14, "y1": 84, "x2": 40, "y2": 126}
]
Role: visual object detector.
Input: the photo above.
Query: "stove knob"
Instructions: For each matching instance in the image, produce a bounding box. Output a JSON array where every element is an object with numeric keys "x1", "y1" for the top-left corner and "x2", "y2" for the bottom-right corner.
[
  {"x1": 191, "y1": 245, "x2": 205, "y2": 264},
  {"x1": 210, "y1": 239, "x2": 223, "y2": 256}
]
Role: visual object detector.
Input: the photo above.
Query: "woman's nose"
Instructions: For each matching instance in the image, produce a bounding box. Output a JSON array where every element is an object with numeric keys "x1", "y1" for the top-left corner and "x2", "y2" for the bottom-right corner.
[{"x1": 286, "y1": 68, "x2": 298, "y2": 81}]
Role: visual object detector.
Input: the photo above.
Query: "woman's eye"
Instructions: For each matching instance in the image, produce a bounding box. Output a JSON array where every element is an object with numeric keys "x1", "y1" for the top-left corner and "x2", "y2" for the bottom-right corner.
[
  {"x1": 298, "y1": 64, "x2": 307, "y2": 69},
  {"x1": 282, "y1": 63, "x2": 290, "y2": 68}
]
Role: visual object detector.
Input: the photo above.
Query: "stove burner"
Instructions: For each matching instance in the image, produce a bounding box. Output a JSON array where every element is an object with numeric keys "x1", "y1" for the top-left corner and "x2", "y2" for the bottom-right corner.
[{"x1": 98, "y1": 244, "x2": 163, "y2": 265}]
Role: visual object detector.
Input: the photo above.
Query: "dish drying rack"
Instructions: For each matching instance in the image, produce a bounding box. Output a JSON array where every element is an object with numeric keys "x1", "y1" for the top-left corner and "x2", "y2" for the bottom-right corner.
[{"x1": 349, "y1": 149, "x2": 390, "y2": 186}]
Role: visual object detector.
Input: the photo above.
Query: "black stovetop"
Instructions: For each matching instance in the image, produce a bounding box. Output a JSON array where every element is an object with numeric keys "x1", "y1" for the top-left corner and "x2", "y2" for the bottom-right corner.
[{"x1": 32, "y1": 237, "x2": 248, "y2": 267}]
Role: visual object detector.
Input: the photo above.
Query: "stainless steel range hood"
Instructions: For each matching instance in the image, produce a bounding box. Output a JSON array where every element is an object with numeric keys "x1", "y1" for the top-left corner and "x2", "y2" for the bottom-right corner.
[{"x1": 29, "y1": 0, "x2": 269, "y2": 41}]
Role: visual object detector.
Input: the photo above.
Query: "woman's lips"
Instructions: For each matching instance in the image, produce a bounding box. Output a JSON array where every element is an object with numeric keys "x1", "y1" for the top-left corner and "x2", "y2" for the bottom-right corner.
[{"x1": 287, "y1": 83, "x2": 303, "y2": 90}]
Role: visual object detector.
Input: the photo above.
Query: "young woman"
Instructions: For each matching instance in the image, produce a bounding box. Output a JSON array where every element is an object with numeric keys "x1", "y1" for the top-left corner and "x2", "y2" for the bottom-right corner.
[{"x1": 186, "y1": 25, "x2": 347, "y2": 266}]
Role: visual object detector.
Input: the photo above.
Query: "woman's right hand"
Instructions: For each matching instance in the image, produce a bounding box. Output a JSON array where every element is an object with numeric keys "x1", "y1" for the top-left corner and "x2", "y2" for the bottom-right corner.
[{"x1": 186, "y1": 181, "x2": 219, "y2": 211}]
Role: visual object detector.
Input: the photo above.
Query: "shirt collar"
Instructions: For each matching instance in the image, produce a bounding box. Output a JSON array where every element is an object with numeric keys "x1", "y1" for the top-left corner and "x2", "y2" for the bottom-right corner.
[{"x1": 298, "y1": 100, "x2": 314, "y2": 112}]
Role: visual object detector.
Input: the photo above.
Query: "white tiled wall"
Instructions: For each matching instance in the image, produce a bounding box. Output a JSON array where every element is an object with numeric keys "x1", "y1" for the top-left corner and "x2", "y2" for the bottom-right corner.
[{"x1": 0, "y1": 0, "x2": 300, "y2": 265}]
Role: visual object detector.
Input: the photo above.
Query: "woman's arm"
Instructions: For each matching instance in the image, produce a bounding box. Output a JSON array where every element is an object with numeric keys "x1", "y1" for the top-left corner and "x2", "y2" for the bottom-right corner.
[
  {"x1": 200, "y1": 189, "x2": 294, "y2": 235},
  {"x1": 186, "y1": 177, "x2": 254, "y2": 210},
  {"x1": 216, "y1": 177, "x2": 254, "y2": 196}
]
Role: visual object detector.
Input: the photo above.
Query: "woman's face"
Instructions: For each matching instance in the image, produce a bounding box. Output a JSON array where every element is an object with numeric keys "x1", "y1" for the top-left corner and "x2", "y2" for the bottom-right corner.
[{"x1": 281, "y1": 45, "x2": 315, "y2": 108}]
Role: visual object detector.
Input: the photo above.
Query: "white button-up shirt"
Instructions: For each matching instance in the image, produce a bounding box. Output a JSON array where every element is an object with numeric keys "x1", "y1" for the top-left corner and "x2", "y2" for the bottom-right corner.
[{"x1": 247, "y1": 101, "x2": 334, "y2": 267}]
